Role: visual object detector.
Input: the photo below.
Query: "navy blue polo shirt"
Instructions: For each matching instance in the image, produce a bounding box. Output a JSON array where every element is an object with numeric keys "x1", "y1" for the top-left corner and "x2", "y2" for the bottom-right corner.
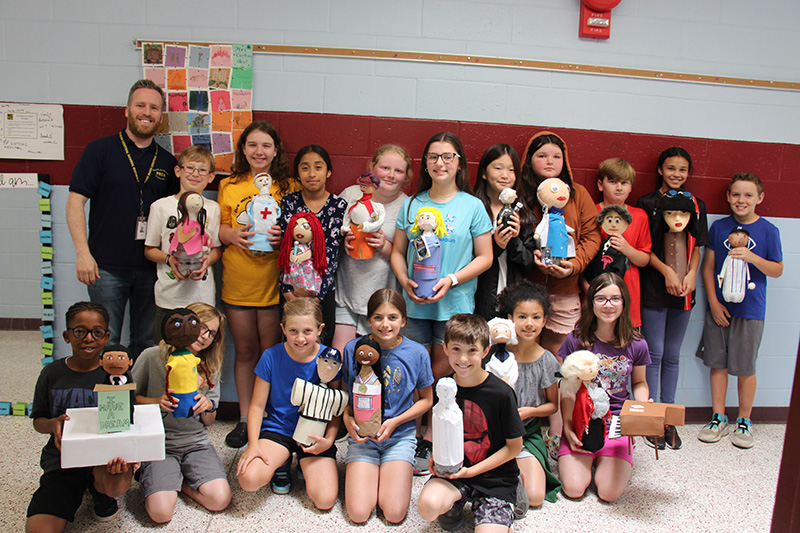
[{"x1": 70, "y1": 130, "x2": 178, "y2": 270}]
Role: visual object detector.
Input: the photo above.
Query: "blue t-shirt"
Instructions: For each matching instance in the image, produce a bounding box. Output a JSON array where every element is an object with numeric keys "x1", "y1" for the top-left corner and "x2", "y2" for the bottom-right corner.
[
  {"x1": 396, "y1": 191, "x2": 492, "y2": 320},
  {"x1": 343, "y1": 336, "x2": 434, "y2": 436},
  {"x1": 707, "y1": 215, "x2": 782, "y2": 320},
  {"x1": 255, "y1": 343, "x2": 341, "y2": 437}
]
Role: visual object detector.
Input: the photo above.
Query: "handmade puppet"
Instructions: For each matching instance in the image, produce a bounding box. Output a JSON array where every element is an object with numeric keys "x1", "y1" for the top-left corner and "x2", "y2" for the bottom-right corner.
[
  {"x1": 584, "y1": 204, "x2": 633, "y2": 282},
  {"x1": 533, "y1": 177, "x2": 575, "y2": 265},
  {"x1": 496, "y1": 187, "x2": 523, "y2": 233},
  {"x1": 410, "y1": 206, "x2": 448, "y2": 298},
  {"x1": 278, "y1": 211, "x2": 327, "y2": 297},
  {"x1": 163, "y1": 308, "x2": 213, "y2": 418},
  {"x1": 342, "y1": 172, "x2": 386, "y2": 260},
  {"x1": 652, "y1": 191, "x2": 700, "y2": 296},
  {"x1": 168, "y1": 191, "x2": 211, "y2": 277},
  {"x1": 235, "y1": 172, "x2": 281, "y2": 255},
  {"x1": 484, "y1": 317, "x2": 519, "y2": 389},
  {"x1": 717, "y1": 226, "x2": 756, "y2": 303},
  {"x1": 100, "y1": 343, "x2": 136, "y2": 424},
  {"x1": 560, "y1": 350, "x2": 610, "y2": 453},
  {"x1": 351, "y1": 337, "x2": 383, "y2": 438},
  {"x1": 290, "y1": 347, "x2": 349, "y2": 447},
  {"x1": 432, "y1": 377, "x2": 463, "y2": 475}
]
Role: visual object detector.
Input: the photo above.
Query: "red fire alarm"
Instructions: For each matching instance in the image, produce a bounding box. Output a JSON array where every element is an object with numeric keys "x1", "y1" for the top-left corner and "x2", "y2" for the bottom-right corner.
[{"x1": 579, "y1": 0, "x2": 622, "y2": 40}]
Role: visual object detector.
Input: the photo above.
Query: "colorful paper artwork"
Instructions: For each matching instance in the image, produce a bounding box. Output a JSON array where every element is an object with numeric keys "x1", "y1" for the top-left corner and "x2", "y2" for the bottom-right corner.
[
  {"x1": 154, "y1": 134, "x2": 173, "y2": 153},
  {"x1": 189, "y1": 90, "x2": 209, "y2": 112},
  {"x1": 232, "y1": 110, "x2": 252, "y2": 130},
  {"x1": 189, "y1": 45, "x2": 211, "y2": 69},
  {"x1": 210, "y1": 90, "x2": 231, "y2": 111},
  {"x1": 169, "y1": 112, "x2": 189, "y2": 133},
  {"x1": 232, "y1": 43, "x2": 253, "y2": 68},
  {"x1": 231, "y1": 90, "x2": 252, "y2": 111},
  {"x1": 167, "y1": 69, "x2": 187, "y2": 91},
  {"x1": 210, "y1": 45, "x2": 232, "y2": 67},
  {"x1": 230, "y1": 68, "x2": 253, "y2": 90},
  {"x1": 168, "y1": 92, "x2": 189, "y2": 112},
  {"x1": 143, "y1": 43, "x2": 164, "y2": 65},
  {"x1": 212, "y1": 133, "x2": 232, "y2": 154},
  {"x1": 187, "y1": 68, "x2": 209, "y2": 88},
  {"x1": 172, "y1": 135, "x2": 192, "y2": 155},
  {"x1": 165, "y1": 45, "x2": 187, "y2": 68},
  {"x1": 191, "y1": 134, "x2": 212, "y2": 152},
  {"x1": 144, "y1": 68, "x2": 166, "y2": 90},
  {"x1": 212, "y1": 111, "x2": 232, "y2": 132},
  {"x1": 209, "y1": 68, "x2": 231, "y2": 90},
  {"x1": 188, "y1": 113, "x2": 211, "y2": 135}
]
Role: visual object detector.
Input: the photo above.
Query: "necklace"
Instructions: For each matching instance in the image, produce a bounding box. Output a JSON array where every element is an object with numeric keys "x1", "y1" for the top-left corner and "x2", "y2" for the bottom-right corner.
[
  {"x1": 372, "y1": 334, "x2": 402, "y2": 351},
  {"x1": 429, "y1": 189, "x2": 457, "y2": 203}
]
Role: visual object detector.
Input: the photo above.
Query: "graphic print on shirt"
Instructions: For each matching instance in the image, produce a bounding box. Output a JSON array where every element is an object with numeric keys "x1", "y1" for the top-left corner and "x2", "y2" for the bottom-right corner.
[
  {"x1": 443, "y1": 213, "x2": 456, "y2": 241},
  {"x1": 461, "y1": 398, "x2": 490, "y2": 466},
  {"x1": 596, "y1": 354, "x2": 630, "y2": 397},
  {"x1": 381, "y1": 363, "x2": 403, "y2": 395},
  {"x1": 51, "y1": 387, "x2": 98, "y2": 417}
]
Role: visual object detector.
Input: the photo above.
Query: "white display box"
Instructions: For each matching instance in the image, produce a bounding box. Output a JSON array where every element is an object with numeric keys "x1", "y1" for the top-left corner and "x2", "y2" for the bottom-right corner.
[{"x1": 61, "y1": 404, "x2": 165, "y2": 468}]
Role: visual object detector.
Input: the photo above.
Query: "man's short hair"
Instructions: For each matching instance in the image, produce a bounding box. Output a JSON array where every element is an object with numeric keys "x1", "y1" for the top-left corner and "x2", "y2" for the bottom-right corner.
[
  {"x1": 178, "y1": 145, "x2": 216, "y2": 172},
  {"x1": 598, "y1": 158, "x2": 636, "y2": 184},
  {"x1": 444, "y1": 314, "x2": 490, "y2": 349},
  {"x1": 127, "y1": 79, "x2": 165, "y2": 106}
]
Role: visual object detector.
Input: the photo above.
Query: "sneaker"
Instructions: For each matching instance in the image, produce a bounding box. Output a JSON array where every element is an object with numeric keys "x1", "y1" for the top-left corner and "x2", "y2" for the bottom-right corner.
[
  {"x1": 437, "y1": 497, "x2": 465, "y2": 531},
  {"x1": 698, "y1": 412, "x2": 730, "y2": 443},
  {"x1": 514, "y1": 474, "x2": 529, "y2": 520},
  {"x1": 644, "y1": 435, "x2": 665, "y2": 450},
  {"x1": 732, "y1": 417, "x2": 754, "y2": 449},
  {"x1": 414, "y1": 438, "x2": 432, "y2": 476},
  {"x1": 88, "y1": 484, "x2": 118, "y2": 522},
  {"x1": 664, "y1": 424, "x2": 682, "y2": 450},
  {"x1": 225, "y1": 421, "x2": 248, "y2": 448},
  {"x1": 544, "y1": 430, "x2": 560, "y2": 461}
]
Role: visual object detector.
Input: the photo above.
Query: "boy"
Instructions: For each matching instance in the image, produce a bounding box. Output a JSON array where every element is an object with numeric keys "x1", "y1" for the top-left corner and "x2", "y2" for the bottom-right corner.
[
  {"x1": 26, "y1": 302, "x2": 134, "y2": 532},
  {"x1": 145, "y1": 145, "x2": 221, "y2": 344},
  {"x1": 418, "y1": 314, "x2": 524, "y2": 532},
  {"x1": 697, "y1": 173, "x2": 783, "y2": 449},
  {"x1": 594, "y1": 158, "x2": 651, "y2": 327}
]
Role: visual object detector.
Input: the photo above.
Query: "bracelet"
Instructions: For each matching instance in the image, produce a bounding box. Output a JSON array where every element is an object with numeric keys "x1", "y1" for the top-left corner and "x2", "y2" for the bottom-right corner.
[
  {"x1": 448, "y1": 273, "x2": 459, "y2": 287},
  {"x1": 207, "y1": 399, "x2": 217, "y2": 413},
  {"x1": 165, "y1": 252, "x2": 171, "y2": 265}
]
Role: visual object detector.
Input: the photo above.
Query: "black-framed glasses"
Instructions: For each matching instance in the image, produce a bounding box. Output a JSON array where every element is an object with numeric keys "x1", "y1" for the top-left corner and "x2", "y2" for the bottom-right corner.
[
  {"x1": 199, "y1": 324, "x2": 217, "y2": 341},
  {"x1": 664, "y1": 189, "x2": 693, "y2": 199},
  {"x1": 425, "y1": 152, "x2": 460, "y2": 164},
  {"x1": 593, "y1": 296, "x2": 623, "y2": 307},
  {"x1": 181, "y1": 165, "x2": 211, "y2": 177},
  {"x1": 66, "y1": 327, "x2": 108, "y2": 340}
]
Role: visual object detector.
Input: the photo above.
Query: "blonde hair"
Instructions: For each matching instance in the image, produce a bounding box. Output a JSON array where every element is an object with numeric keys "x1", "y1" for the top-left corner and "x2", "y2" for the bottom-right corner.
[
  {"x1": 411, "y1": 207, "x2": 448, "y2": 238},
  {"x1": 369, "y1": 144, "x2": 413, "y2": 185},
  {"x1": 282, "y1": 297, "x2": 323, "y2": 327},
  {"x1": 598, "y1": 158, "x2": 635, "y2": 184},
  {"x1": 158, "y1": 303, "x2": 226, "y2": 384},
  {"x1": 178, "y1": 145, "x2": 216, "y2": 173}
]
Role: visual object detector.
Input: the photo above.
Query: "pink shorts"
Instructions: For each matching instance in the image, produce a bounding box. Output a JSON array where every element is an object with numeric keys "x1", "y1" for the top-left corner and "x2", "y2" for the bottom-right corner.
[
  {"x1": 545, "y1": 294, "x2": 581, "y2": 335},
  {"x1": 558, "y1": 433, "x2": 634, "y2": 466}
]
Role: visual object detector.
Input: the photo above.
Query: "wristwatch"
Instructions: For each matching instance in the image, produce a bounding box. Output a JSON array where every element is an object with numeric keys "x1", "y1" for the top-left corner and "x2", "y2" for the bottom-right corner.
[{"x1": 448, "y1": 273, "x2": 459, "y2": 287}]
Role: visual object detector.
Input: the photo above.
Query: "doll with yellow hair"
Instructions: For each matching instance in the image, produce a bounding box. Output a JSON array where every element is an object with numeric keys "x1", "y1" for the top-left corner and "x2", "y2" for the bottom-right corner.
[{"x1": 410, "y1": 206, "x2": 448, "y2": 298}]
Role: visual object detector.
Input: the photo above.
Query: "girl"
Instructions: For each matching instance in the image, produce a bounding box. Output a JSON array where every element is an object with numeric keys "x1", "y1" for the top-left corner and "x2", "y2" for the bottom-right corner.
[
  {"x1": 332, "y1": 145, "x2": 413, "y2": 353},
  {"x1": 217, "y1": 121, "x2": 299, "y2": 448},
  {"x1": 472, "y1": 143, "x2": 536, "y2": 321},
  {"x1": 281, "y1": 145, "x2": 348, "y2": 347},
  {"x1": 636, "y1": 147, "x2": 709, "y2": 450},
  {"x1": 496, "y1": 280, "x2": 562, "y2": 510},
  {"x1": 236, "y1": 297, "x2": 341, "y2": 510},
  {"x1": 342, "y1": 289, "x2": 434, "y2": 524},
  {"x1": 132, "y1": 302, "x2": 231, "y2": 523},
  {"x1": 557, "y1": 273, "x2": 651, "y2": 503}
]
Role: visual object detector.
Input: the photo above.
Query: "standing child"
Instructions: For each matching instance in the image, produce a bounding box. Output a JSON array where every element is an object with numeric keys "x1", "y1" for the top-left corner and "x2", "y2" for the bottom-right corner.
[
  {"x1": 696, "y1": 172, "x2": 783, "y2": 449},
  {"x1": 636, "y1": 147, "x2": 709, "y2": 450},
  {"x1": 417, "y1": 314, "x2": 524, "y2": 533},
  {"x1": 132, "y1": 302, "x2": 231, "y2": 523},
  {"x1": 557, "y1": 273, "x2": 651, "y2": 503},
  {"x1": 341, "y1": 289, "x2": 434, "y2": 524},
  {"x1": 145, "y1": 145, "x2": 222, "y2": 344},
  {"x1": 26, "y1": 302, "x2": 134, "y2": 532},
  {"x1": 496, "y1": 280, "x2": 562, "y2": 511},
  {"x1": 236, "y1": 298, "x2": 341, "y2": 510},
  {"x1": 472, "y1": 144, "x2": 537, "y2": 321},
  {"x1": 281, "y1": 145, "x2": 348, "y2": 346}
]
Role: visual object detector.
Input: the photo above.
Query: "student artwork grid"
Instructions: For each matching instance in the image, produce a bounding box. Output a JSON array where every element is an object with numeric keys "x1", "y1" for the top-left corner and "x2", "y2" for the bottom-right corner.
[{"x1": 143, "y1": 42, "x2": 253, "y2": 174}]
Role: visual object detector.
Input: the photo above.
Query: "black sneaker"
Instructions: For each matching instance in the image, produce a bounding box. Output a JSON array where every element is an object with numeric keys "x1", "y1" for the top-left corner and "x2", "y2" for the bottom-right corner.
[
  {"x1": 88, "y1": 484, "x2": 118, "y2": 522},
  {"x1": 664, "y1": 424, "x2": 682, "y2": 450},
  {"x1": 225, "y1": 421, "x2": 248, "y2": 448},
  {"x1": 644, "y1": 435, "x2": 666, "y2": 450},
  {"x1": 437, "y1": 497, "x2": 465, "y2": 531},
  {"x1": 413, "y1": 438, "x2": 432, "y2": 476}
]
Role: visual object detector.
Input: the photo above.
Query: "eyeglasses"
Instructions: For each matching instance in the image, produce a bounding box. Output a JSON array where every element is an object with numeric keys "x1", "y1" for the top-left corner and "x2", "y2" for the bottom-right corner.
[
  {"x1": 181, "y1": 166, "x2": 211, "y2": 177},
  {"x1": 199, "y1": 324, "x2": 217, "y2": 341},
  {"x1": 425, "y1": 152, "x2": 460, "y2": 164},
  {"x1": 66, "y1": 327, "x2": 108, "y2": 340},
  {"x1": 593, "y1": 296, "x2": 624, "y2": 307},
  {"x1": 664, "y1": 189, "x2": 693, "y2": 199}
]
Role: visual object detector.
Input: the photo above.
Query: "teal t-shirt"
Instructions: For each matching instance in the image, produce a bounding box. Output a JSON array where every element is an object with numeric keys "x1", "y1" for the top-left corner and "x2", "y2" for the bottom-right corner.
[{"x1": 396, "y1": 191, "x2": 492, "y2": 321}]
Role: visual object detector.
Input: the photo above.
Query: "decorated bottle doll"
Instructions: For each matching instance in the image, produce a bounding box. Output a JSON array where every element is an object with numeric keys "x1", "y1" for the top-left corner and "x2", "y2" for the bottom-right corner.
[
  {"x1": 717, "y1": 226, "x2": 756, "y2": 303},
  {"x1": 278, "y1": 211, "x2": 327, "y2": 297},
  {"x1": 533, "y1": 177, "x2": 575, "y2": 265},
  {"x1": 484, "y1": 317, "x2": 519, "y2": 389},
  {"x1": 432, "y1": 377, "x2": 463, "y2": 475},
  {"x1": 100, "y1": 343, "x2": 136, "y2": 424},
  {"x1": 169, "y1": 192, "x2": 211, "y2": 277},
  {"x1": 342, "y1": 172, "x2": 386, "y2": 260},
  {"x1": 351, "y1": 337, "x2": 382, "y2": 438},
  {"x1": 655, "y1": 191, "x2": 700, "y2": 285},
  {"x1": 236, "y1": 172, "x2": 281, "y2": 255},
  {"x1": 290, "y1": 347, "x2": 349, "y2": 446},
  {"x1": 560, "y1": 350, "x2": 610, "y2": 453},
  {"x1": 410, "y1": 206, "x2": 448, "y2": 298},
  {"x1": 163, "y1": 308, "x2": 213, "y2": 418},
  {"x1": 496, "y1": 187, "x2": 523, "y2": 232},
  {"x1": 585, "y1": 204, "x2": 633, "y2": 282}
]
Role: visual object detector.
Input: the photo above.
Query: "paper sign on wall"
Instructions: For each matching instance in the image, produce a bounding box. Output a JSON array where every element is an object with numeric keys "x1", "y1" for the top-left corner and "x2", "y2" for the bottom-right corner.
[{"x1": 0, "y1": 104, "x2": 64, "y2": 160}]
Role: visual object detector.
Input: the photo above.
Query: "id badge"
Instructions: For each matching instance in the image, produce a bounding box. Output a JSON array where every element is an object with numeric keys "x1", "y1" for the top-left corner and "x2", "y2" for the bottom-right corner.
[{"x1": 135, "y1": 216, "x2": 148, "y2": 240}]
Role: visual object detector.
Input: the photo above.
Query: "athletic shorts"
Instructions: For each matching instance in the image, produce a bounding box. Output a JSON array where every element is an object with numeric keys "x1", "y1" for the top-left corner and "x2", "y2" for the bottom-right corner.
[
  {"x1": 696, "y1": 310, "x2": 763, "y2": 376},
  {"x1": 137, "y1": 441, "x2": 227, "y2": 498}
]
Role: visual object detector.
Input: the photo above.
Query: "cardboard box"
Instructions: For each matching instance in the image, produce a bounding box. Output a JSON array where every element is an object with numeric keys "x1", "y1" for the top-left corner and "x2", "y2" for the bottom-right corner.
[
  {"x1": 61, "y1": 404, "x2": 165, "y2": 468},
  {"x1": 619, "y1": 400, "x2": 685, "y2": 437}
]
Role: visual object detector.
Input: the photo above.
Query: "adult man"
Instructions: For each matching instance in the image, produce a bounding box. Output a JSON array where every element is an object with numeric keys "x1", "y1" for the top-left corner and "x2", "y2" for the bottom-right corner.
[{"x1": 67, "y1": 79, "x2": 178, "y2": 359}]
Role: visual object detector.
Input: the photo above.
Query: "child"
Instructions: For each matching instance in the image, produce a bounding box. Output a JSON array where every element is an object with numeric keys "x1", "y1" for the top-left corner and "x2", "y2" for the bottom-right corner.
[
  {"x1": 472, "y1": 144, "x2": 536, "y2": 321},
  {"x1": 593, "y1": 158, "x2": 651, "y2": 328},
  {"x1": 417, "y1": 314, "x2": 524, "y2": 532},
  {"x1": 341, "y1": 289, "x2": 434, "y2": 524},
  {"x1": 281, "y1": 145, "x2": 348, "y2": 347},
  {"x1": 132, "y1": 302, "x2": 231, "y2": 522},
  {"x1": 332, "y1": 145, "x2": 412, "y2": 353},
  {"x1": 557, "y1": 273, "x2": 651, "y2": 503},
  {"x1": 636, "y1": 147, "x2": 708, "y2": 450},
  {"x1": 217, "y1": 121, "x2": 298, "y2": 448},
  {"x1": 236, "y1": 298, "x2": 341, "y2": 510},
  {"x1": 696, "y1": 172, "x2": 783, "y2": 449},
  {"x1": 496, "y1": 280, "x2": 562, "y2": 510},
  {"x1": 145, "y1": 145, "x2": 222, "y2": 344},
  {"x1": 26, "y1": 302, "x2": 133, "y2": 532}
]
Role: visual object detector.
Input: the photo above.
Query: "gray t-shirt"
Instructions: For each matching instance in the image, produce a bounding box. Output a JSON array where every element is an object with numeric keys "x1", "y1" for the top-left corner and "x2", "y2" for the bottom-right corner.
[
  {"x1": 513, "y1": 349, "x2": 560, "y2": 427},
  {"x1": 132, "y1": 346, "x2": 221, "y2": 450}
]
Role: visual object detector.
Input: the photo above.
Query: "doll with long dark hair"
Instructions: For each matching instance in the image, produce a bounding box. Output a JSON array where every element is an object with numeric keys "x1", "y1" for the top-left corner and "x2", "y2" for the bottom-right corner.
[
  {"x1": 351, "y1": 336, "x2": 384, "y2": 438},
  {"x1": 169, "y1": 192, "x2": 210, "y2": 277}
]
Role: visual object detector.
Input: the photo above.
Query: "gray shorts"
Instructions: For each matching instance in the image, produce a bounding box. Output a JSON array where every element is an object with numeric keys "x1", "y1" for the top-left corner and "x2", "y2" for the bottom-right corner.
[
  {"x1": 334, "y1": 305, "x2": 371, "y2": 336},
  {"x1": 450, "y1": 480, "x2": 514, "y2": 528},
  {"x1": 138, "y1": 441, "x2": 227, "y2": 498},
  {"x1": 696, "y1": 310, "x2": 764, "y2": 376}
]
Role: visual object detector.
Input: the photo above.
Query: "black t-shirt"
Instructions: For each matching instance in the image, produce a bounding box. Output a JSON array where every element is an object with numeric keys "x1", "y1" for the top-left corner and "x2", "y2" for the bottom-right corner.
[
  {"x1": 70, "y1": 131, "x2": 178, "y2": 270},
  {"x1": 454, "y1": 372, "x2": 524, "y2": 503}
]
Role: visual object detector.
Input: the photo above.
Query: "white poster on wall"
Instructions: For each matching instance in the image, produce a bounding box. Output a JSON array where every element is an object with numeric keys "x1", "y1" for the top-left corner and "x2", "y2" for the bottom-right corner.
[{"x1": 0, "y1": 103, "x2": 64, "y2": 160}]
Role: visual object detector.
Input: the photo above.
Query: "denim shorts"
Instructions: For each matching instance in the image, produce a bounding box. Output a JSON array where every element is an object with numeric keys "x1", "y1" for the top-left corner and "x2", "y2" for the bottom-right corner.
[
  {"x1": 345, "y1": 428, "x2": 417, "y2": 466},
  {"x1": 334, "y1": 305, "x2": 371, "y2": 336},
  {"x1": 402, "y1": 317, "x2": 446, "y2": 348}
]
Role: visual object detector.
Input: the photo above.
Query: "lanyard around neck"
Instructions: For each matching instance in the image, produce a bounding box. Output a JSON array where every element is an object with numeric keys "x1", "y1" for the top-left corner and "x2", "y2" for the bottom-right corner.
[{"x1": 120, "y1": 131, "x2": 159, "y2": 217}]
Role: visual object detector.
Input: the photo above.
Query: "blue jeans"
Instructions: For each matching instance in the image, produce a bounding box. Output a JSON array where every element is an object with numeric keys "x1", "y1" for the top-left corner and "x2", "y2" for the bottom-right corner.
[
  {"x1": 641, "y1": 306, "x2": 691, "y2": 404},
  {"x1": 87, "y1": 266, "x2": 156, "y2": 360}
]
